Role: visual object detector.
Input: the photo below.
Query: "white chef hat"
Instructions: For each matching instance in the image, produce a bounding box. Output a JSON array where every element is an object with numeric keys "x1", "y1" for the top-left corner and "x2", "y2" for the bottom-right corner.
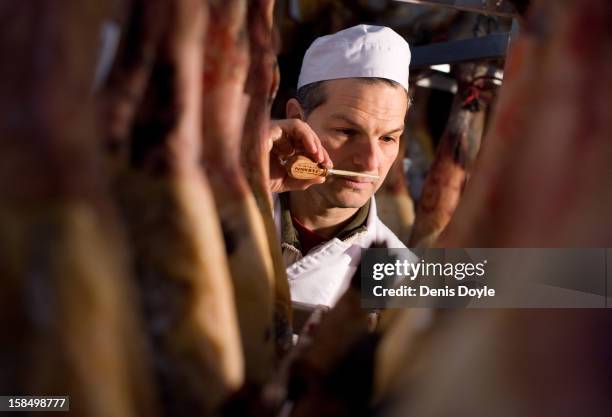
[{"x1": 297, "y1": 24, "x2": 411, "y2": 92}]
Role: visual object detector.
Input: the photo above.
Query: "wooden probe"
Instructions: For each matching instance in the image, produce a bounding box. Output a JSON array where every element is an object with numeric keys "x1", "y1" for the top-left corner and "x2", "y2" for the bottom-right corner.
[{"x1": 285, "y1": 155, "x2": 379, "y2": 180}]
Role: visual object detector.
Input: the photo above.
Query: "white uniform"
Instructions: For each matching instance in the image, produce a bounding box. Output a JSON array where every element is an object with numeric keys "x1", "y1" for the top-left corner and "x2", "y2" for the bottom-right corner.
[{"x1": 273, "y1": 194, "x2": 416, "y2": 307}]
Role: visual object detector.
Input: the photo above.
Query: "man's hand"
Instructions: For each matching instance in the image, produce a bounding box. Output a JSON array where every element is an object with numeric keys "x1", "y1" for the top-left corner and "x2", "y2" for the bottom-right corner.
[{"x1": 268, "y1": 119, "x2": 333, "y2": 193}]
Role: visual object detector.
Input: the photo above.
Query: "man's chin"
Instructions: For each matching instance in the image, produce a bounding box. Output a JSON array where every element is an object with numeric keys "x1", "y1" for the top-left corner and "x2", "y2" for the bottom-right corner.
[
  {"x1": 329, "y1": 189, "x2": 372, "y2": 208},
  {"x1": 316, "y1": 180, "x2": 375, "y2": 208}
]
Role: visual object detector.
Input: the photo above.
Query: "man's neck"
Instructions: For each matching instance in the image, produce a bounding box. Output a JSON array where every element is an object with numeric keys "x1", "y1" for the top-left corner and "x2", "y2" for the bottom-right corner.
[{"x1": 289, "y1": 190, "x2": 360, "y2": 240}]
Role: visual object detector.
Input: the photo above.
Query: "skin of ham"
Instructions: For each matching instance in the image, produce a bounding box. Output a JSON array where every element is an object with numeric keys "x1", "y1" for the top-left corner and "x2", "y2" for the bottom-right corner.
[
  {"x1": 371, "y1": 309, "x2": 434, "y2": 404},
  {"x1": 99, "y1": 0, "x2": 166, "y2": 172},
  {"x1": 242, "y1": 0, "x2": 294, "y2": 357},
  {"x1": 114, "y1": 0, "x2": 245, "y2": 415},
  {"x1": 202, "y1": 0, "x2": 277, "y2": 385},
  {"x1": 385, "y1": 5, "x2": 612, "y2": 414},
  {"x1": 0, "y1": 2, "x2": 159, "y2": 417},
  {"x1": 440, "y1": 0, "x2": 612, "y2": 247},
  {"x1": 500, "y1": 0, "x2": 612, "y2": 246},
  {"x1": 465, "y1": 102, "x2": 487, "y2": 174},
  {"x1": 409, "y1": 62, "x2": 491, "y2": 248},
  {"x1": 384, "y1": 310, "x2": 612, "y2": 417}
]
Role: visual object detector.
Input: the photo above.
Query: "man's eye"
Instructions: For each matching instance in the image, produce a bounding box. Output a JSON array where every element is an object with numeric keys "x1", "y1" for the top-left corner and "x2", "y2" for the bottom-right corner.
[
  {"x1": 335, "y1": 128, "x2": 355, "y2": 136},
  {"x1": 381, "y1": 136, "x2": 397, "y2": 143}
]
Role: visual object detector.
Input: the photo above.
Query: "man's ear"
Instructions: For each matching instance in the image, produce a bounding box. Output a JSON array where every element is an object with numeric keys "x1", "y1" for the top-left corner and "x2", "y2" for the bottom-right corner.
[{"x1": 286, "y1": 98, "x2": 305, "y2": 120}]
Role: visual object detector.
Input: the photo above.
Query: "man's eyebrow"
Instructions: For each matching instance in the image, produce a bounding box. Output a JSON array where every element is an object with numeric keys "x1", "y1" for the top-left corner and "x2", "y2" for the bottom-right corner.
[
  {"x1": 329, "y1": 113, "x2": 404, "y2": 135},
  {"x1": 329, "y1": 113, "x2": 362, "y2": 128},
  {"x1": 384, "y1": 125, "x2": 404, "y2": 135}
]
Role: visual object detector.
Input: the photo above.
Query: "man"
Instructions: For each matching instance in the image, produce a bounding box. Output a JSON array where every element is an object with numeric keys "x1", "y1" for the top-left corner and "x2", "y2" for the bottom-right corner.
[{"x1": 268, "y1": 24, "x2": 416, "y2": 308}]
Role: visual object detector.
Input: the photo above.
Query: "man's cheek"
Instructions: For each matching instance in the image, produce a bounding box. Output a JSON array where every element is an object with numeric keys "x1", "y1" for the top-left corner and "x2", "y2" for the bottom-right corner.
[
  {"x1": 319, "y1": 134, "x2": 340, "y2": 152},
  {"x1": 324, "y1": 147, "x2": 343, "y2": 164}
]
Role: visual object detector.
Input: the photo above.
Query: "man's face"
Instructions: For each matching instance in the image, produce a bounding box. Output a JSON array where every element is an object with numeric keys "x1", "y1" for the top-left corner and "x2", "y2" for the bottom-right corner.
[{"x1": 304, "y1": 78, "x2": 408, "y2": 209}]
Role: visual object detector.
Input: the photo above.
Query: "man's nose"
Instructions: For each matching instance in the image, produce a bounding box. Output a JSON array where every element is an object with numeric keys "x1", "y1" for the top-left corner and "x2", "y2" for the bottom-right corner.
[{"x1": 352, "y1": 138, "x2": 379, "y2": 173}]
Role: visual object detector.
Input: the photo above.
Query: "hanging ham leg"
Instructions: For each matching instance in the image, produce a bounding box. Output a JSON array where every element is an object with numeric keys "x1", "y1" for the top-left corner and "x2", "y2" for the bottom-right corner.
[
  {"x1": 113, "y1": 1, "x2": 244, "y2": 415},
  {"x1": 409, "y1": 62, "x2": 492, "y2": 248},
  {"x1": 387, "y1": 5, "x2": 612, "y2": 415},
  {"x1": 202, "y1": 0, "x2": 277, "y2": 386},
  {"x1": 440, "y1": 0, "x2": 612, "y2": 247},
  {"x1": 99, "y1": 0, "x2": 166, "y2": 170},
  {"x1": 241, "y1": 0, "x2": 293, "y2": 358},
  {"x1": 384, "y1": 309, "x2": 612, "y2": 417},
  {"x1": 496, "y1": 0, "x2": 612, "y2": 246},
  {"x1": 0, "y1": 2, "x2": 158, "y2": 416}
]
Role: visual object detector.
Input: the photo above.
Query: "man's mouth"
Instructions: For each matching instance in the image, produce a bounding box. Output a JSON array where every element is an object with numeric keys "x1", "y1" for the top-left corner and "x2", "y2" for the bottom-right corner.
[{"x1": 337, "y1": 177, "x2": 375, "y2": 190}]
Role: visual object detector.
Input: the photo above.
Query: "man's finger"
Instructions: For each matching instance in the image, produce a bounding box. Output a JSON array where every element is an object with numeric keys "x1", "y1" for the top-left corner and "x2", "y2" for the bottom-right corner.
[
  {"x1": 300, "y1": 121, "x2": 326, "y2": 163},
  {"x1": 294, "y1": 120, "x2": 318, "y2": 155},
  {"x1": 320, "y1": 146, "x2": 333, "y2": 168},
  {"x1": 272, "y1": 137, "x2": 295, "y2": 157},
  {"x1": 270, "y1": 118, "x2": 330, "y2": 167}
]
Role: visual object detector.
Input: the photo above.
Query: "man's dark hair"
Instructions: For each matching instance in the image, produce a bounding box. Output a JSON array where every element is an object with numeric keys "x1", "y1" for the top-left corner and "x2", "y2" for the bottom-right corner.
[{"x1": 295, "y1": 77, "x2": 404, "y2": 118}]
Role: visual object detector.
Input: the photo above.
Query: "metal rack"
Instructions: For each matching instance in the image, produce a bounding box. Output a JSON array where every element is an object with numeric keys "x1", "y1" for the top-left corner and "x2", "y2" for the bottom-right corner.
[
  {"x1": 392, "y1": 0, "x2": 519, "y2": 18},
  {"x1": 411, "y1": 32, "x2": 510, "y2": 69},
  {"x1": 394, "y1": 0, "x2": 520, "y2": 91}
]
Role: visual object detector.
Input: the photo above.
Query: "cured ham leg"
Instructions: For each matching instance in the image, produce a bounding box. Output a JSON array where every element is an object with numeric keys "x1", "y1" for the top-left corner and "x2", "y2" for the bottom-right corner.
[
  {"x1": 409, "y1": 62, "x2": 492, "y2": 248},
  {"x1": 112, "y1": 1, "x2": 244, "y2": 415},
  {"x1": 0, "y1": 2, "x2": 158, "y2": 416},
  {"x1": 493, "y1": 0, "x2": 612, "y2": 246},
  {"x1": 202, "y1": 0, "x2": 277, "y2": 385},
  {"x1": 385, "y1": 310, "x2": 612, "y2": 417},
  {"x1": 242, "y1": 0, "x2": 293, "y2": 357},
  {"x1": 99, "y1": 0, "x2": 166, "y2": 171},
  {"x1": 440, "y1": 0, "x2": 612, "y2": 247},
  {"x1": 386, "y1": 4, "x2": 612, "y2": 415}
]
